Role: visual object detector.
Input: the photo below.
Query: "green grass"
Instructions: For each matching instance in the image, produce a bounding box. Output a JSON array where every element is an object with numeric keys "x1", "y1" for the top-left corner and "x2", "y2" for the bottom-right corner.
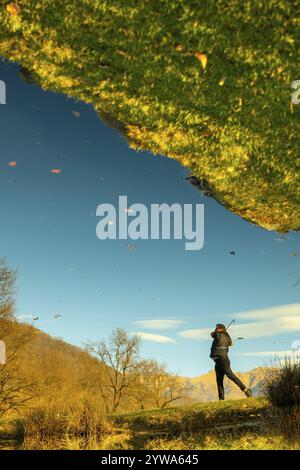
[
  {"x1": 0, "y1": 1, "x2": 300, "y2": 231},
  {"x1": 106, "y1": 398, "x2": 298, "y2": 450},
  {"x1": 110, "y1": 397, "x2": 269, "y2": 433}
]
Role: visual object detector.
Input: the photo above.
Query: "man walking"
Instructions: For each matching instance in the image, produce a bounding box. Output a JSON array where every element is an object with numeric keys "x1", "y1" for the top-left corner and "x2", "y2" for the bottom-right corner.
[{"x1": 210, "y1": 324, "x2": 252, "y2": 400}]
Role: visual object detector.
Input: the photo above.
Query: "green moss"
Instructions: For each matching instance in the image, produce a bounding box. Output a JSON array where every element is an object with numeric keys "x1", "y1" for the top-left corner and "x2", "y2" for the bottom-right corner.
[{"x1": 1, "y1": 1, "x2": 299, "y2": 231}]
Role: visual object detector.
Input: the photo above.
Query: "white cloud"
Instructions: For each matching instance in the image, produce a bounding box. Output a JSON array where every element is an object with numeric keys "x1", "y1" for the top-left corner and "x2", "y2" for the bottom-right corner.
[
  {"x1": 178, "y1": 304, "x2": 300, "y2": 341},
  {"x1": 235, "y1": 304, "x2": 300, "y2": 320},
  {"x1": 178, "y1": 327, "x2": 211, "y2": 340},
  {"x1": 133, "y1": 332, "x2": 176, "y2": 344},
  {"x1": 135, "y1": 319, "x2": 185, "y2": 330},
  {"x1": 233, "y1": 350, "x2": 296, "y2": 357}
]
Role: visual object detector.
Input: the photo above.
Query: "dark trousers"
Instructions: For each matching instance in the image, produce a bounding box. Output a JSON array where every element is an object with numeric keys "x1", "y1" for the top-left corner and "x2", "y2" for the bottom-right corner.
[{"x1": 214, "y1": 355, "x2": 246, "y2": 400}]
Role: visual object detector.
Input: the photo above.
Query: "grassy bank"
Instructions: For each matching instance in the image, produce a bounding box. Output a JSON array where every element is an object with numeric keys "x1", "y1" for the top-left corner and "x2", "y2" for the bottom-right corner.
[
  {"x1": 0, "y1": 397, "x2": 269, "y2": 438},
  {"x1": 111, "y1": 397, "x2": 269, "y2": 434},
  {"x1": 2, "y1": 397, "x2": 298, "y2": 450},
  {"x1": 1, "y1": 1, "x2": 299, "y2": 231},
  {"x1": 107, "y1": 398, "x2": 298, "y2": 450}
]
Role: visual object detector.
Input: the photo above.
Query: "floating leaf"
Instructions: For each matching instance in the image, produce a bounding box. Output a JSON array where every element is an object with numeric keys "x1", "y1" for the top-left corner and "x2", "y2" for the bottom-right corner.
[
  {"x1": 126, "y1": 243, "x2": 136, "y2": 251},
  {"x1": 201, "y1": 129, "x2": 213, "y2": 137},
  {"x1": 51, "y1": 169, "x2": 62, "y2": 174},
  {"x1": 8, "y1": 161, "x2": 17, "y2": 167},
  {"x1": 6, "y1": 2, "x2": 21, "y2": 16},
  {"x1": 194, "y1": 52, "x2": 207, "y2": 70}
]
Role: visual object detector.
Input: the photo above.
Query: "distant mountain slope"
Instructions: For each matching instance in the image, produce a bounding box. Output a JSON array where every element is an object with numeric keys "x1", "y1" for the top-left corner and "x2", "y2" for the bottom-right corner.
[{"x1": 184, "y1": 367, "x2": 265, "y2": 402}]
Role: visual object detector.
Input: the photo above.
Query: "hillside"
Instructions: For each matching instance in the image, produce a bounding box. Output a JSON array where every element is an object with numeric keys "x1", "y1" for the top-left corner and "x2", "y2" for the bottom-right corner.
[
  {"x1": 0, "y1": 319, "x2": 103, "y2": 410},
  {"x1": 1, "y1": 1, "x2": 299, "y2": 231}
]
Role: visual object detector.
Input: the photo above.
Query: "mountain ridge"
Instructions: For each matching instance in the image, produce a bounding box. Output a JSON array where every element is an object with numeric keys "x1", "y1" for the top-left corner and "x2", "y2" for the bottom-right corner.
[{"x1": 182, "y1": 367, "x2": 265, "y2": 402}]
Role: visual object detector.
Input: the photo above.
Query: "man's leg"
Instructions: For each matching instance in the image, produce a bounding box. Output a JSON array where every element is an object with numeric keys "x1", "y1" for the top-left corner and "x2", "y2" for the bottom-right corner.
[
  {"x1": 220, "y1": 356, "x2": 247, "y2": 392},
  {"x1": 215, "y1": 359, "x2": 225, "y2": 400}
]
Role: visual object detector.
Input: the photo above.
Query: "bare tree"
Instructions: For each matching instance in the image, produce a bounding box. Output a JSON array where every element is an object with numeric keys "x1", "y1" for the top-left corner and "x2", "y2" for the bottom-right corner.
[
  {"x1": 0, "y1": 257, "x2": 16, "y2": 320},
  {"x1": 151, "y1": 363, "x2": 191, "y2": 409},
  {"x1": 129, "y1": 360, "x2": 162, "y2": 410},
  {"x1": 0, "y1": 259, "x2": 35, "y2": 416},
  {"x1": 87, "y1": 328, "x2": 141, "y2": 413},
  {"x1": 0, "y1": 320, "x2": 35, "y2": 417},
  {"x1": 129, "y1": 360, "x2": 191, "y2": 410}
]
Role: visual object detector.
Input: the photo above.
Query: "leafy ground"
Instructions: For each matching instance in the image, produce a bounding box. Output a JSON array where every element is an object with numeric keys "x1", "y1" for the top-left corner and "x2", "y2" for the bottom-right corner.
[{"x1": 0, "y1": 1, "x2": 300, "y2": 231}]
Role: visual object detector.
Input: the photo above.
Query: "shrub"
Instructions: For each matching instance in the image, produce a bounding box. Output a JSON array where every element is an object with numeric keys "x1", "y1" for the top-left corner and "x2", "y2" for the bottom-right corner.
[
  {"x1": 263, "y1": 357, "x2": 300, "y2": 407},
  {"x1": 21, "y1": 393, "x2": 110, "y2": 438},
  {"x1": 263, "y1": 357, "x2": 300, "y2": 446}
]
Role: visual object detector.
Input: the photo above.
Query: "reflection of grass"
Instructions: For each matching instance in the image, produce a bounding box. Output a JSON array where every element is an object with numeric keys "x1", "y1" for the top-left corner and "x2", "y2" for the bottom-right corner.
[{"x1": 1, "y1": 1, "x2": 299, "y2": 231}]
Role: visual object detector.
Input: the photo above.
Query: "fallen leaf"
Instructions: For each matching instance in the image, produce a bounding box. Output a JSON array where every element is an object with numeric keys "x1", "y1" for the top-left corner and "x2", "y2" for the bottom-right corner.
[
  {"x1": 6, "y1": 2, "x2": 21, "y2": 15},
  {"x1": 290, "y1": 100, "x2": 294, "y2": 114},
  {"x1": 176, "y1": 44, "x2": 185, "y2": 52},
  {"x1": 218, "y1": 77, "x2": 225, "y2": 86},
  {"x1": 201, "y1": 129, "x2": 213, "y2": 137},
  {"x1": 72, "y1": 111, "x2": 81, "y2": 118},
  {"x1": 51, "y1": 169, "x2": 62, "y2": 174},
  {"x1": 194, "y1": 52, "x2": 207, "y2": 70},
  {"x1": 8, "y1": 161, "x2": 17, "y2": 167}
]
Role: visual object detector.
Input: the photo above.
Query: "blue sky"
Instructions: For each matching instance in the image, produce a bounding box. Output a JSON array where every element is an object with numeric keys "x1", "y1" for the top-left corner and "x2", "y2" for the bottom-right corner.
[{"x1": 0, "y1": 59, "x2": 299, "y2": 376}]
